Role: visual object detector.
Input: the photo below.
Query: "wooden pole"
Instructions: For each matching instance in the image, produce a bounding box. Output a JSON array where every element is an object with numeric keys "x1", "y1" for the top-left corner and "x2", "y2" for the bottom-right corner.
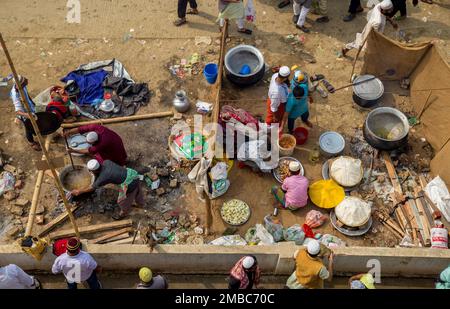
[
  {"x1": 61, "y1": 111, "x2": 174, "y2": 129},
  {"x1": 63, "y1": 134, "x2": 75, "y2": 169},
  {"x1": 204, "y1": 20, "x2": 228, "y2": 236},
  {"x1": 25, "y1": 135, "x2": 52, "y2": 237},
  {"x1": 0, "y1": 33, "x2": 80, "y2": 239}
]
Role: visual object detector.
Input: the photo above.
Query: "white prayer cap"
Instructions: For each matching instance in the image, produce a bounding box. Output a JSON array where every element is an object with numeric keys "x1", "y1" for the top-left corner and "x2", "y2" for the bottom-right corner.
[
  {"x1": 86, "y1": 132, "x2": 98, "y2": 143},
  {"x1": 278, "y1": 66, "x2": 291, "y2": 78},
  {"x1": 307, "y1": 239, "x2": 321, "y2": 256},
  {"x1": 289, "y1": 161, "x2": 301, "y2": 172},
  {"x1": 380, "y1": 0, "x2": 393, "y2": 10},
  {"x1": 242, "y1": 256, "x2": 255, "y2": 269},
  {"x1": 87, "y1": 159, "x2": 100, "y2": 171}
]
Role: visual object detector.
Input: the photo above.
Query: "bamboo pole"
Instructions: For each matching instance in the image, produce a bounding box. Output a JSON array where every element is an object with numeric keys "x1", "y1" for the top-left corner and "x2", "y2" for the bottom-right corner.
[
  {"x1": 61, "y1": 111, "x2": 174, "y2": 129},
  {"x1": 25, "y1": 135, "x2": 52, "y2": 237},
  {"x1": 0, "y1": 33, "x2": 80, "y2": 239},
  {"x1": 204, "y1": 21, "x2": 228, "y2": 236}
]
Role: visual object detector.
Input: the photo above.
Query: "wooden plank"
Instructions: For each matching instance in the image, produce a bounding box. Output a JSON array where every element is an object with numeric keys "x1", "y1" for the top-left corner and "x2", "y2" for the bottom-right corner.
[
  {"x1": 48, "y1": 219, "x2": 132, "y2": 239},
  {"x1": 414, "y1": 187, "x2": 432, "y2": 246},
  {"x1": 89, "y1": 227, "x2": 134, "y2": 244},
  {"x1": 61, "y1": 111, "x2": 174, "y2": 129},
  {"x1": 408, "y1": 200, "x2": 425, "y2": 246},
  {"x1": 101, "y1": 233, "x2": 131, "y2": 243},
  {"x1": 38, "y1": 204, "x2": 81, "y2": 237},
  {"x1": 106, "y1": 236, "x2": 134, "y2": 245}
]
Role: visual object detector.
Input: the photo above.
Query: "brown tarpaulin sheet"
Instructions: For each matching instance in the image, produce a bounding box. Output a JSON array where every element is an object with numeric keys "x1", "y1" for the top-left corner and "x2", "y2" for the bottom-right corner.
[
  {"x1": 361, "y1": 30, "x2": 431, "y2": 81},
  {"x1": 361, "y1": 30, "x2": 450, "y2": 186}
]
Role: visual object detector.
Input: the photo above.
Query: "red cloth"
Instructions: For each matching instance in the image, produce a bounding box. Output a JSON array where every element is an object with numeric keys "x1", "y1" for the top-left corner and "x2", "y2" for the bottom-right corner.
[
  {"x1": 302, "y1": 224, "x2": 315, "y2": 238},
  {"x1": 229, "y1": 257, "x2": 261, "y2": 289},
  {"x1": 78, "y1": 124, "x2": 127, "y2": 166},
  {"x1": 46, "y1": 100, "x2": 69, "y2": 121},
  {"x1": 265, "y1": 98, "x2": 285, "y2": 125}
]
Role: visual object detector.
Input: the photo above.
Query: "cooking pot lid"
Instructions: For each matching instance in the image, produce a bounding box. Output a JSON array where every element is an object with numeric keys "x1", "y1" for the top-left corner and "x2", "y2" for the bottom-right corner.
[
  {"x1": 68, "y1": 134, "x2": 90, "y2": 150},
  {"x1": 353, "y1": 75, "x2": 384, "y2": 100},
  {"x1": 319, "y1": 131, "x2": 345, "y2": 154}
]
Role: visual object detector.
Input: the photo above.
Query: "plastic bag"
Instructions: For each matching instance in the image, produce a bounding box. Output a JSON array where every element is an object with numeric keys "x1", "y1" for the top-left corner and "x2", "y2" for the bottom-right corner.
[
  {"x1": 210, "y1": 162, "x2": 230, "y2": 199},
  {"x1": 244, "y1": 226, "x2": 259, "y2": 245},
  {"x1": 245, "y1": 0, "x2": 256, "y2": 22},
  {"x1": 209, "y1": 235, "x2": 247, "y2": 246},
  {"x1": 0, "y1": 172, "x2": 15, "y2": 196},
  {"x1": 264, "y1": 215, "x2": 284, "y2": 242},
  {"x1": 283, "y1": 224, "x2": 305, "y2": 245},
  {"x1": 321, "y1": 234, "x2": 346, "y2": 248},
  {"x1": 255, "y1": 224, "x2": 275, "y2": 245},
  {"x1": 305, "y1": 210, "x2": 328, "y2": 228}
]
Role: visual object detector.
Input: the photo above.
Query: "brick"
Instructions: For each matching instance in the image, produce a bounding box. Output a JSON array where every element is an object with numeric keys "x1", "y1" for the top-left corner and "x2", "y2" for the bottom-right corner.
[
  {"x1": 10, "y1": 206, "x2": 24, "y2": 216},
  {"x1": 6, "y1": 226, "x2": 21, "y2": 238},
  {"x1": 35, "y1": 215, "x2": 44, "y2": 225},
  {"x1": 156, "y1": 188, "x2": 165, "y2": 196},
  {"x1": 3, "y1": 190, "x2": 18, "y2": 201},
  {"x1": 14, "y1": 179, "x2": 24, "y2": 190},
  {"x1": 169, "y1": 179, "x2": 178, "y2": 188},
  {"x1": 3, "y1": 164, "x2": 16, "y2": 174},
  {"x1": 15, "y1": 198, "x2": 29, "y2": 207}
]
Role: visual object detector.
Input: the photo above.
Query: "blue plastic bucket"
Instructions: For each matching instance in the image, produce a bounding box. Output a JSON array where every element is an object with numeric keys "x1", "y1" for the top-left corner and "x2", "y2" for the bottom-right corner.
[{"x1": 203, "y1": 63, "x2": 218, "y2": 84}]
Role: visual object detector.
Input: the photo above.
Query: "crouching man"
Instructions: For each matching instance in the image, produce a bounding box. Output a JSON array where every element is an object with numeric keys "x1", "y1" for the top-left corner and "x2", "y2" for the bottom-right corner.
[{"x1": 70, "y1": 159, "x2": 144, "y2": 220}]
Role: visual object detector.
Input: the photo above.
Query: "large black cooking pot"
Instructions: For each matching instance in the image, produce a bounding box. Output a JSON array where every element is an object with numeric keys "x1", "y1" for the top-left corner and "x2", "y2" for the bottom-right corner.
[
  {"x1": 352, "y1": 75, "x2": 384, "y2": 108},
  {"x1": 224, "y1": 45, "x2": 265, "y2": 87},
  {"x1": 363, "y1": 107, "x2": 409, "y2": 150}
]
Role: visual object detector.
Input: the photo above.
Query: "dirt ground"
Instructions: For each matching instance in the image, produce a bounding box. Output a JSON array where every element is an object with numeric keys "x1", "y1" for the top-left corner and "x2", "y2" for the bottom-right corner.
[{"x1": 0, "y1": 1, "x2": 449, "y2": 247}]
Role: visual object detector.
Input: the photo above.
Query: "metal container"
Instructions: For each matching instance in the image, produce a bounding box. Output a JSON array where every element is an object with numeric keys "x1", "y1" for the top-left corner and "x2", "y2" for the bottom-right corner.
[
  {"x1": 363, "y1": 107, "x2": 409, "y2": 150},
  {"x1": 59, "y1": 164, "x2": 95, "y2": 193},
  {"x1": 172, "y1": 90, "x2": 190, "y2": 113},
  {"x1": 352, "y1": 75, "x2": 384, "y2": 108},
  {"x1": 224, "y1": 45, "x2": 265, "y2": 87},
  {"x1": 319, "y1": 131, "x2": 345, "y2": 157},
  {"x1": 68, "y1": 134, "x2": 90, "y2": 157}
]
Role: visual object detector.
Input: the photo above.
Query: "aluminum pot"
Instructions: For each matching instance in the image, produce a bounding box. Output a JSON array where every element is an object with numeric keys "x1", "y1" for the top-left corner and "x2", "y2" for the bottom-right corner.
[
  {"x1": 352, "y1": 75, "x2": 384, "y2": 108},
  {"x1": 224, "y1": 45, "x2": 265, "y2": 87},
  {"x1": 59, "y1": 164, "x2": 95, "y2": 193},
  {"x1": 363, "y1": 107, "x2": 409, "y2": 150},
  {"x1": 173, "y1": 90, "x2": 190, "y2": 113}
]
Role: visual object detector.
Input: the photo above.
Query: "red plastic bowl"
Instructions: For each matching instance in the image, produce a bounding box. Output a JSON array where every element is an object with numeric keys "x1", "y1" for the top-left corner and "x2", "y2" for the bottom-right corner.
[{"x1": 293, "y1": 127, "x2": 309, "y2": 145}]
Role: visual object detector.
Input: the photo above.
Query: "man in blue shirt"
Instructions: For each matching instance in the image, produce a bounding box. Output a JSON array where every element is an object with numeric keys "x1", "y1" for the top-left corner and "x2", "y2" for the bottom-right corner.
[{"x1": 280, "y1": 72, "x2": 313, "y2": 133}]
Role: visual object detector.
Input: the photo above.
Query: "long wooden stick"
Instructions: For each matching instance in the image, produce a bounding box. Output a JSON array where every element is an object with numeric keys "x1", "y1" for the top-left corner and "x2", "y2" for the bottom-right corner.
[
  {"x1": 25, "y1": 135, "x2": 52, "y2": 236},
  {"x1": 0, "y1": 33, "x2": 80, "y2": 239},
  {"x1": 48, "y1": 219, "x2": 132, "y2": 239},
  {"x1": 38, "y1": 204, "x2": 81, "y2": 237},
  {"x1": 61, "y1": 111, "x2": 174, "y2": 129},
  {"x1": 63, "y1": 135, "x2": 75, "y2": 169}
]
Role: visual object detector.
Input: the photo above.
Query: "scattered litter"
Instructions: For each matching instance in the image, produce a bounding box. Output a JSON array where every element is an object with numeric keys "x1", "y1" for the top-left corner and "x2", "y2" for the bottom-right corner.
[
  {"x1": 195, "y1": 36, "x2": 212, "y2": 46},
  {"x1": 209, "y1": 235, "x2": 247, "y2": 246}
]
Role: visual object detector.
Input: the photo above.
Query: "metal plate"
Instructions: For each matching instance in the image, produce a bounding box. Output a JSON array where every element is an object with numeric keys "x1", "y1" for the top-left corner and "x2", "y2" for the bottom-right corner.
[
  {"x1": 220, "y1": 199, "x2": 252, "y2": 226},
  {"x1": 321, "y1": 160, "x2": 361, "y2": 193},
  {"x1": 68, "y1": 134, "x2": 90, "y2": 157},
  {"x1": 353, "y1": 75, "x2": 384, "y2": 101},
  {"x1": 272, "y1": 157, "x2": 304, "y2": 184},
  {"x1": 319, "y1": 131, "x2": 345, "y2": 156},
  {"x1": 330, "y1": 210, "x2": 372, "y2": 236}
]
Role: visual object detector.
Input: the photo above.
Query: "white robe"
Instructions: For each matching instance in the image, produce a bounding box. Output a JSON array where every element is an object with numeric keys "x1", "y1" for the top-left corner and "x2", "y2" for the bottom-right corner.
[{"x1": 346, "y1": 3, "x2": 387, "y2": 50}]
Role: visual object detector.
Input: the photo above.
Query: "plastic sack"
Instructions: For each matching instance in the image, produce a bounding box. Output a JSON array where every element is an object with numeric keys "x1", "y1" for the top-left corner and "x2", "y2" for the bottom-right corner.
[
  {"x1": 264, "y1": 215, "x2": 284, "y2": 242},
  {"x1": 209, "y1": 235, "x2": 247, "y2": 246},
  {"x1": 245, "y1": 0, "x2": 256, "y2": 22},
  {"x1": 244, "y1": 226, "x2": 259, "y2": 245},
  {"x1": 305, "y1": 210, "x2": 328, "y2": 228},
  {"x1": 210, "y1": 162, "x2": 230, "y2": 199},
  {"x1": 321, "y1": 234, "x2": 346, "y2": 248},
  {"x1": 0, "y1": 172, "x2": 15, "y2": 196},
  {"x1": 255, "y1": 224, "x2": 275, "y2": 245},
  {"x1": 283, "y1": 224, "x2": 305, "y2": 245}
]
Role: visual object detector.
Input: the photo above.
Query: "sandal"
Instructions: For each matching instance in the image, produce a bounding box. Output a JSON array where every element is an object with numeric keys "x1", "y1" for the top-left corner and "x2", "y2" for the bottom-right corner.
[
  {"x1": 238, "y1": 28, "x2": 252, "y2": 35},
  {"x1": 187, "y1": 8, "x2": 199, "y2": 15},
  {"x1": 173, "y1": 18, "x2": 187, "y2": 27},
  {"x1": 30, "y1": 143, "x2": 41, "y2": 151},
  {"x1": 421, "y1": 0, "x2": 433, "y2": 3},
  {"x1": 112, "y1": 212, "x2": 128, "y2": 221},
  {"x1": 278, "y1": 0, "x2": 291, "y2": 9},
  {"x1": 321, "y1": 79, "x2": 335, "y2": 93}
]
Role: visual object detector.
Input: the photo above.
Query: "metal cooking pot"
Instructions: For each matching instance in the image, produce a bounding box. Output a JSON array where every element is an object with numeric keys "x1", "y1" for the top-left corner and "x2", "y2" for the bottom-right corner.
[
  {"x1": 224, "y1": 45, "x2": 265, "y2": 87},
  {"x1": 59, "y1": 164, "x2": 95, "y2": 193},
  {"x1": 352, "y1": 75, "x2": 384, "y2": 108},
  {"x1": 363, "y1": 107, "x2": 409, "y2": 150}
]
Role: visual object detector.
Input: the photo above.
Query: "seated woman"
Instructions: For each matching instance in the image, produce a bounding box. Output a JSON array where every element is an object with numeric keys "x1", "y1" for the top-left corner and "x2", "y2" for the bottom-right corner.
[{"x1": 46, "y1": 86, "x2": 77, "y2": 123}]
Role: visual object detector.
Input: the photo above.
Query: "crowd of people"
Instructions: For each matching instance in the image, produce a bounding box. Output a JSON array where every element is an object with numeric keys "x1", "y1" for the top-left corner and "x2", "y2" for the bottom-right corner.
[{"x1": 1, "y1": 241, "x2": 449, "y2": 289}]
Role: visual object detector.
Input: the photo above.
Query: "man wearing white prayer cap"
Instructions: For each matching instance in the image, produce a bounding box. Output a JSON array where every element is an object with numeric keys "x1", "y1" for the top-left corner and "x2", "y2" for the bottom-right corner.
[
  {"x1": 271, "y1": 160, "x2": 309, "y2": 210},
  {"x1": 70, "y1": 158, "x2": 143, "y2": 220},
  {"x1": 266, "y1": 66, "x2": 291, "y2": 126},
  {"x1": 228, "y1": 255, "x2": 261, "y2": 289},
  {"x1": 63, "y1": 124, "x2": 127, "y2": 166},
  {"x1": 342, "y1": 0, "x2": 397, "y2": 57}
]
